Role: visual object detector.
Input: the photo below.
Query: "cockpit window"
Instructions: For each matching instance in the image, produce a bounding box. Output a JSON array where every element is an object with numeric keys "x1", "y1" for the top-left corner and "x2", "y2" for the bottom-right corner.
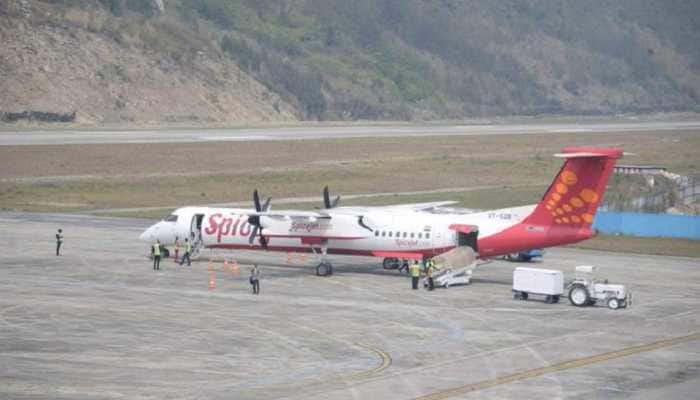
[{"x1": 164, "y1": 214, "x2": 178, "y2": 222}]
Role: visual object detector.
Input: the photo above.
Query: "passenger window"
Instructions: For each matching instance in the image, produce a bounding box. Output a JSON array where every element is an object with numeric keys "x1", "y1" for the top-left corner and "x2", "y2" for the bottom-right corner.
[
  {"x1": 426, "y1": 233, "x2": 430, "y2": 239},
  {"x1": 381, "y1": 231, "x2": 386, "y2": 237},
  {"x1": 165, "y1": 214, "x2": 178, "y2": 222},
  {"x1": 418, "y1": 233, "x2": 422, "y2": 239},
  {"x1": 395, "y1": 231, "x2": 400, "y2": 237},
  {"x1": 375, "y1": 231, "x2": 379, "y2": 236},
  {"x1": 389, "y1": 232, "x2": 393, "y2": 237},
  {"x1": 403, "y1": 232, "x2": 407, "y2": 238},
  {"x1": 410, "y1": 233, "x2": 415, "y2": 238}
]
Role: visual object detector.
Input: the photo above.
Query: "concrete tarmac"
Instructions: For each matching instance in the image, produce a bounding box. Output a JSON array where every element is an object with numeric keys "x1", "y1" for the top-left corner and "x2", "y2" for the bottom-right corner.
[
  {"x1": 2, "y1": 120, "x2": 700, "y2": 145},
  {"x1": 1, "y1": 212, "x2": 698, "y2": 399}
]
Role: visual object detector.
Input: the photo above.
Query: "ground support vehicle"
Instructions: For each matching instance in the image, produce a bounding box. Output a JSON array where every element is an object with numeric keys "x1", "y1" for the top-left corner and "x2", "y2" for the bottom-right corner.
[
  {"x1": 504, "y1": 249, "x2": 544, "y2": 262},
  {"x1": 567, "y1": 265, "x2": 631, "y2": 310},
  {"x1": 512, "y1": 267, "x2": 563, "y2": 303}
]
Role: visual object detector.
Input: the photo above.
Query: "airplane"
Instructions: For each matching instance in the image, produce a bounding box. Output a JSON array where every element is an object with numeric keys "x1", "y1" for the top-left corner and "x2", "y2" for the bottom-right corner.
[{"x1": 139, "y1": 147, "x2": 623, "y2": 276}]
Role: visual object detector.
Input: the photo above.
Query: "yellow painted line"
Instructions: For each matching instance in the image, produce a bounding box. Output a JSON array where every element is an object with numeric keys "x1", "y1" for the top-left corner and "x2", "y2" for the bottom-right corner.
[
  {"x1": 351, "y1": 342, "x2": 393, "y2": 380},
  {"x1": 415, "y1": 332, "x2": 700, "y2": 400}
]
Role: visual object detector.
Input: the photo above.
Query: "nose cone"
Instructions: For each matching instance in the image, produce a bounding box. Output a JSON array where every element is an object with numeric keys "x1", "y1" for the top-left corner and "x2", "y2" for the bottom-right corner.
[{"x1": 139, "y1": 225, "x2": 156, "y2": 242}]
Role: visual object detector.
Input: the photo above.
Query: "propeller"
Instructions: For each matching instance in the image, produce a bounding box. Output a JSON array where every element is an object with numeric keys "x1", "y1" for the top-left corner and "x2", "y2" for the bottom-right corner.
[
  {"x1": 323, "y1": 186, "x2": 341, "y2": 209},
  {"x1": 248, "y1": 189, "x2": 271, "y2": 249}
]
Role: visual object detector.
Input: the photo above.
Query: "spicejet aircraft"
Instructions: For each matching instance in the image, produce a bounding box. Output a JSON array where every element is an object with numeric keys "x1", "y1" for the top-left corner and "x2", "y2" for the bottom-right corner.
[{"x1": 140, "y1": 147, "x2": 622, "y2": 276}]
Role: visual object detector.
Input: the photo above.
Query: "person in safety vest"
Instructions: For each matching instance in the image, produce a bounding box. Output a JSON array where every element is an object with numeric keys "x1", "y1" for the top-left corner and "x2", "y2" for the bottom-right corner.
[
  {"x1": 151, "y1": 240, "x2": 161, "y2": 270},
  {"x1": 410, "y1": 260, "x2": 421, "y2": 290},
  {"x1": 426, "y1": 259, "x2": 435, "y2": 291},
  {"x1": 180, "y1": 238, "x2": 192, "y2": 266}
]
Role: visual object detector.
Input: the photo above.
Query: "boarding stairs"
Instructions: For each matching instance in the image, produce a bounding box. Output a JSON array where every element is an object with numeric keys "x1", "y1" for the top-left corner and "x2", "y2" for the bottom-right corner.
[{"x1": 424, "y1": 247, "x2": 478, "y2": 288}]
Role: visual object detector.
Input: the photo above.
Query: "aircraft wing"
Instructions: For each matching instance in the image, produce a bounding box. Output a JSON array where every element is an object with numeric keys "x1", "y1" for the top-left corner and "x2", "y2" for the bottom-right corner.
[
  {"x1": 244, "y1": 210, "x2": 332, "y2": 220},
  {"x1": 377, "y1": 201, "x2": 458, "y2": 211}
]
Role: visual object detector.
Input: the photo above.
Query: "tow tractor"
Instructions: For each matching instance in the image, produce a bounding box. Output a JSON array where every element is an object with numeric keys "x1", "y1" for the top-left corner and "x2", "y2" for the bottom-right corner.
[{"x1": 567, "y1": 265, "x2": 631, "y2": 310}]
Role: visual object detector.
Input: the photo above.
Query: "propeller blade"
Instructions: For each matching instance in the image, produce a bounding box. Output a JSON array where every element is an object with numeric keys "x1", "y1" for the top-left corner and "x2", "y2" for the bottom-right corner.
[
  {"x1": 262, "y1": 197, "x2": 272, "y2": 212},
  {"x1": 253, "y1": 189, "x2": 261, "y2": 212},
  {"x1": 249, "y1": 225, "x2": 259, "y2": 245},
  {"x1": 331, "y1": 195, "x2": 341, "y2": 208},
  {"x1": 323, "y1": 186, "x2": 331, "y2": 209}
]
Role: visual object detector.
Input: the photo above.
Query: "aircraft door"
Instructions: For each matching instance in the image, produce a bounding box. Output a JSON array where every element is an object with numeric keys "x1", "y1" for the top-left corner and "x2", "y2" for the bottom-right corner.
[
  {"x1": 450, "y1": 224, "x2": 479, "y2": 253},
  {"x1": 457, "y1": 230, "x2": 479, "y2": 253},
  {"x1": 191, "y1": 214, "x2": 205, "y2": 246}
]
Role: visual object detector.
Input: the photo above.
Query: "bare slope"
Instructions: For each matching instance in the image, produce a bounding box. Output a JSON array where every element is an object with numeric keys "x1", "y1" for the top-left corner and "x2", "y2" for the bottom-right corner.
[
  {"x1": 0, "y1": 1, "x2": 297, "y2": 125},
  {"x1": 1, "y1": 0, "x2": 699, "y2": 124}
]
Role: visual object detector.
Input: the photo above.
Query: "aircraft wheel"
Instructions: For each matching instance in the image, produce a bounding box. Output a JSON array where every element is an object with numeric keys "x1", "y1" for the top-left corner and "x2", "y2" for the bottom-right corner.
[
  {"x1": 316, "y1": 263, "x2": 331, "y2": 277},
  {"x1": 569, "y1": 284, "x2": 590, "y2": 307}
]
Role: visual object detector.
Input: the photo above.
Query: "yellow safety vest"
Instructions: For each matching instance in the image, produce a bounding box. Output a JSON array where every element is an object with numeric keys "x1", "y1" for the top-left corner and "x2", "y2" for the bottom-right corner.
[
  {"x1": 410, "y1": 264, "x2": 420, "y2": 277},
  {"x1": 152, "y1": 244, "x2": 161, "y2": 256},
  {"x1": 186, "y1": 242, "x2": 192, "y2": 253}
]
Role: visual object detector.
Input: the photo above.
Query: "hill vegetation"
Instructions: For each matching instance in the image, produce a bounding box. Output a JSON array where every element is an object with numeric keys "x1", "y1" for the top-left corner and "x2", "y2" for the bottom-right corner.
[{"x1": 1, "y1": 0, "x2": 699, "y2": 123}]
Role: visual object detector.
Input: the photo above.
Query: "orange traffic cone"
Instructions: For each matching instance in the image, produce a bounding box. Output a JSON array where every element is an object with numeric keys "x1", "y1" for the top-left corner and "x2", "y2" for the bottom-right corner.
[
  {"x1": 287, "y1": 253, "x2": 293, "y2": 265},
  {"x1": 208, "y1": 259, "x2": 213, "y2": 272},
  {"x1": 208, "y1": 273, "x2": 216, "y2": 290},
  {"x1": 299, "y1": 253, "x2": 306, "y2": 264},
  {"x1": 231, "y1": 259, "x2": 240, "y2": 276}
]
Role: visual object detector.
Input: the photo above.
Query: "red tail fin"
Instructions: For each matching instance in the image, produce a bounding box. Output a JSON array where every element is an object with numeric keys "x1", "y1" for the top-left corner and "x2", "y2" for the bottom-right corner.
[{"x1": 524, "y1": 147, "x2": 623, "y2": 227}]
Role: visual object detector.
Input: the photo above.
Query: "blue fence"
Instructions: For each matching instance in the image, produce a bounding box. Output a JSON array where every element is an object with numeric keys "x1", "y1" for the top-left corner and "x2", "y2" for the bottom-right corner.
[{"x1": 592, "y1": 211, "x2": 700, "y2": 240}]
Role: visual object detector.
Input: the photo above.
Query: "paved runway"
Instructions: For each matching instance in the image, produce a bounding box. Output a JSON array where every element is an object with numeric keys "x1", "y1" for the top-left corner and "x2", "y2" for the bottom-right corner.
[
  {"x1": 1, "y1": 212, "x2": 698, "y2": 399},
  {"x1": 2, "y1": 120, "x2": 700, "y2": 145}
]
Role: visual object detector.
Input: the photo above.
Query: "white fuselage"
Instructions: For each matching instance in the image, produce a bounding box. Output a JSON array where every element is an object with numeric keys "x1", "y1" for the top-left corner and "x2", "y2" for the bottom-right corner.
[{"x1": 140, "y1": 204, "x2": 536, "y2": 259}]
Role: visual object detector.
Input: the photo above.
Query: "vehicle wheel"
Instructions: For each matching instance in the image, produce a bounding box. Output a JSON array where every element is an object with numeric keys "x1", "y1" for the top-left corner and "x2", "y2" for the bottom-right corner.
[
  {"x1": 513, "y1": 292, "x2": 520, "y2": 300},
  {"x1": 553, "y1": 295, "x2": 560, "y2": 304},
  {"x1": 545, "y1": 295, "x2": 553, "y2": 303},
  {"x1": 607, "y1": 298, "x2": 619, "y2": 310},
  {"x1": 521, "y1": 292, "x2": 529, "y2": 300},
  {"x1": 619, "y1": 300, "x2": 627, "y2": 308},
  {"x1": 569, "y1": 284, "x2": 590, "y2": 307}
]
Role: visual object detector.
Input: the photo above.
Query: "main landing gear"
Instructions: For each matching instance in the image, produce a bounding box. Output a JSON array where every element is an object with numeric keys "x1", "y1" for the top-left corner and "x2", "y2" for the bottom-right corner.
[
  {"x1": 312, "y1": 241, "x2": 333, "y2": 277},
  {"x1": 316, "y1": 261, "x2": 333, "y2": 277}
]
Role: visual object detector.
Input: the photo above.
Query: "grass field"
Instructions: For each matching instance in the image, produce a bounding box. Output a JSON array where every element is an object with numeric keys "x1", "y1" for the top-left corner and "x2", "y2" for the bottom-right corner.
[
  {"x1": 569, "y1": 235, "x2": 700, "y2": 258},
  {"x1": 1, "y1": 129, "x2": 698, "y2": 256}
]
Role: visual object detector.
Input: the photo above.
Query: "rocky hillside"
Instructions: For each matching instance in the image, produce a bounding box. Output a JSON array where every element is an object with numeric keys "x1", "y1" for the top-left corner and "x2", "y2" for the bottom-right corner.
[{"x1": 1, "y1": 0, "x2": 699, "y2": 125}]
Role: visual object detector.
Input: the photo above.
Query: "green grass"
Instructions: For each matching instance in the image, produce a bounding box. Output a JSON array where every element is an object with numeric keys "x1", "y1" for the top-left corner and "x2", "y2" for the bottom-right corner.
[{"x1": 570, "y1": 235, "x2": 700, "y2": 258}]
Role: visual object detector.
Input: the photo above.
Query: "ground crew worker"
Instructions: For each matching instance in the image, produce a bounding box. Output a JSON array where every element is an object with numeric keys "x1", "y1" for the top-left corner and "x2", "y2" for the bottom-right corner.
[
  {"x1": 151, "y1": 239, "x2": 161, "y2": 270},
  {"x1": 180, "y1": 238, "x2": 192, "y2": 266},
  {"x1": 173, "y1": 236, "x2": 180, "y2": 263},
  {"x1": 250, "y1": 264, "x2": 261, "y2": 294},
  {"x1": 410, "y1": 260, "x2": 421, "y2": 290},
  {"x1": 55, "y1": 228, "x2": 63, "y2": 256},
  {"x1": 426, "y1": 259, "x2": 435, "y2": 291}
]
